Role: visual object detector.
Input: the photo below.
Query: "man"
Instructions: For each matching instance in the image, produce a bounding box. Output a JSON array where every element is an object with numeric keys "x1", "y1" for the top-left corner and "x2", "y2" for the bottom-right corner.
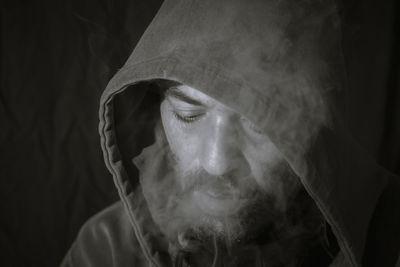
[{"x1": 62, "y1": 0, "x2": 400, "y2": 266}]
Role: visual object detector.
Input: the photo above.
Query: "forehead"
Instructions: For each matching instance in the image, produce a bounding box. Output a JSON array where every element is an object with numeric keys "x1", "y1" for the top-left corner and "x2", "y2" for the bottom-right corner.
[{"x1": 167, "y1": 84, "x2": 234, "y2": 111}]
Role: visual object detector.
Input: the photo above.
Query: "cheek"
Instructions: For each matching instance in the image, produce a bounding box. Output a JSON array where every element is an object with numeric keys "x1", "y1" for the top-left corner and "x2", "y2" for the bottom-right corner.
[
  {"x1": 160, "y1": 102, "x2": 202, "y2": 172},
  {"x1": 243, "y1": 138, "x2": 284, "y2": 189}
]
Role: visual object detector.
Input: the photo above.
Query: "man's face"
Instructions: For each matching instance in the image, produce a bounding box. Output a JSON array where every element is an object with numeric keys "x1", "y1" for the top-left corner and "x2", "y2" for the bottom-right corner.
[{"x1": 159, "y1": 84, "x2": 301, "y2": 243}]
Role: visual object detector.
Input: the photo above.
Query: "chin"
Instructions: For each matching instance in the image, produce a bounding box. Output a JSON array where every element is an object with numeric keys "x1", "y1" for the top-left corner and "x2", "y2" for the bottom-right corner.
[
  {"x1": 178, "y1": 192, "x2": 264, "y2": 247},
  {"x1": 181, "y1": 211, "x2": 247, "y2": 248}
]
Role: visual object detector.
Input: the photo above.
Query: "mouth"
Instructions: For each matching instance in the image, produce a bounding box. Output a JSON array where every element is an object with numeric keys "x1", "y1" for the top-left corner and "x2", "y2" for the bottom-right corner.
[{"x1": 192, "y1": 183, "x2": 243, "y2": 217}]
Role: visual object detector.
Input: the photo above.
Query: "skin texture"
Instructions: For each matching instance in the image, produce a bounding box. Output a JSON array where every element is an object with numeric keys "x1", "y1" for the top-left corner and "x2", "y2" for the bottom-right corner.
[
  {"x1": 161, "y1": 85, "x2": 285, "y2": 189},
  {"x1": 135, "y1": 84, "x2": 328, "y2": 265},
  {"x1": 159, "y1": 84, "x2": 302, "y2": 238}
]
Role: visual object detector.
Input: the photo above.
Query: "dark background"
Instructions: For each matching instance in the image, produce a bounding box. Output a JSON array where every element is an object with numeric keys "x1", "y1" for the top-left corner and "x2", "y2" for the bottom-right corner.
[{"x1": 1, "y1": 0, "x2": 399, "y2": 266}]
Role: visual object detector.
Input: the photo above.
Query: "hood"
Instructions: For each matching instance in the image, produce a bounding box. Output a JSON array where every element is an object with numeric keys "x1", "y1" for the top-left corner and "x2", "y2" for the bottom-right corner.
[{"x1": 98, "y1": 0, "x2": 389, "y2": 266}]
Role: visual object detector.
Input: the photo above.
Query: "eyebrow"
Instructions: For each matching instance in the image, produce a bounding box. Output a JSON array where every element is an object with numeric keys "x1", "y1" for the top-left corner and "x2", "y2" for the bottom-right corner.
[{"x1": 165, "y1": 87, "x2": 205, "y2": 106}]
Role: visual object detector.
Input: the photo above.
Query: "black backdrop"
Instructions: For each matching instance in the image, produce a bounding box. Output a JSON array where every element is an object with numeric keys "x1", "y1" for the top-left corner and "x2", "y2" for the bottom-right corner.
[{"x1": 1, "y1": 0, "x2": 399, "y2": 266}]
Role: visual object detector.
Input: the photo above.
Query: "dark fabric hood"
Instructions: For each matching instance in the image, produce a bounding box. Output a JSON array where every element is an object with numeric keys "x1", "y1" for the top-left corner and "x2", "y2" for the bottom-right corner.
[{"x1": 98, "y1": 0, "x2": 391, "y2": 266}]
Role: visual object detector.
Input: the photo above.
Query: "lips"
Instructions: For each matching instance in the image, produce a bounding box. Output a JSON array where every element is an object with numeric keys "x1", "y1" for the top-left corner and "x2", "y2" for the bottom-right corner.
[
  {"x1": 201, "y1": 180, "x2": 235, "y2": 198},
  {"x1": 192, "y1": 181, "x2": 243, "y2": 217}
]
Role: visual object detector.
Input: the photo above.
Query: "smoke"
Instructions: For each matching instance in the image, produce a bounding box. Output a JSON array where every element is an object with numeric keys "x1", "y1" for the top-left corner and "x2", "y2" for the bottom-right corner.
[
  {"x1": 114, "y1": 0, "x2": 344, "y2": 264},
  {"x1": 135, "y1": 120, "x2": 328, "y2": 266},
  {"x1": 149, "y1": 0, "x2": 343, "y2": 177}
]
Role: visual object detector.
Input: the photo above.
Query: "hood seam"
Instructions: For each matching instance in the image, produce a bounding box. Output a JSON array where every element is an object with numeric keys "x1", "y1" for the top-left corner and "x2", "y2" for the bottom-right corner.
[
  {"x1": 101, "y1": 55, "x2": 385, "y2": 267},
  {"x1": 102, "y1": 57, "x2": 355, "y2": 266},
  {"x1": 100, "y1": 91, "x2": 160, "y2": 267},
  {"x1": 301, "y1": 175, "x2": 358, "y2": 267}
]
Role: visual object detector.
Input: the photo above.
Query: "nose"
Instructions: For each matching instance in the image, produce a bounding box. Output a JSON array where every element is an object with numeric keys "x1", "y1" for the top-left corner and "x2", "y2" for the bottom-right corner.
[{"x1": 200, "y1": 113, "x2": 249, "y2": 176}]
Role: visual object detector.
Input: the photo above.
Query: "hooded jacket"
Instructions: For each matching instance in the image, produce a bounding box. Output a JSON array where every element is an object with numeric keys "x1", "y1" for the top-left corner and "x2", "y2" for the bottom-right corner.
[{"x1": 61, "y1": 0, "x2": 400, "y2": 266}]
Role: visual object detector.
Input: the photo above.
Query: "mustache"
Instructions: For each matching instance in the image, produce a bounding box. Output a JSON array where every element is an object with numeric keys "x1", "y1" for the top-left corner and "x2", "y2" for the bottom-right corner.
[{"x1": 179, "y1": 168, "x2": 260, "y2": 199}]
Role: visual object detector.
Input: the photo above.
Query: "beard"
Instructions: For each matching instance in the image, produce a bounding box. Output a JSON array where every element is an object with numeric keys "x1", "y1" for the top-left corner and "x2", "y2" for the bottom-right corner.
[
  {"x1": 171, "y1": 163, "x2": 298, "y2": 247},
  {"x1": 138, "y1": 141, "x2": 326, "y2": 264}
]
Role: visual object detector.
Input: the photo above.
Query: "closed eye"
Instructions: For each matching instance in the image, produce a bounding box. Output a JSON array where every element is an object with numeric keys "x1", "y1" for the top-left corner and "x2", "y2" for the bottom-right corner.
[{"x1": 173, "y1": 111, "x2": 205, "y2": 124}]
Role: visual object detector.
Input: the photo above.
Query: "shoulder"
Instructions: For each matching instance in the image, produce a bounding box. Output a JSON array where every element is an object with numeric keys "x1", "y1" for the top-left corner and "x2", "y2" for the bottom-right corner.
[
  {"x1": 78, "y1": 201, "x2": 134, "y2": 242},
  {"x1": 61, "y1": 201, "x2": 147, "y2": 267}
]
